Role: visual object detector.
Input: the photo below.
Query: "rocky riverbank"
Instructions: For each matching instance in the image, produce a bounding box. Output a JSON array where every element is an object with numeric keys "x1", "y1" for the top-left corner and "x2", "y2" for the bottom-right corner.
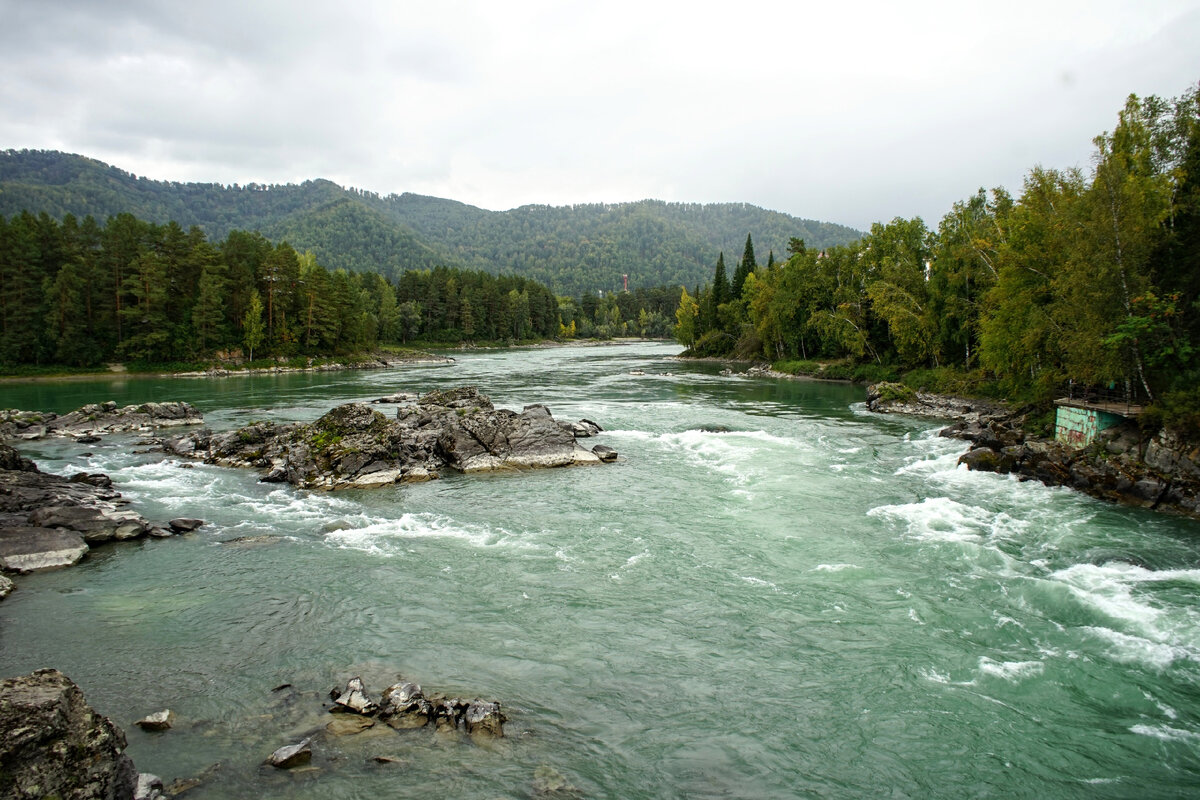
[
  {"x1": 866, "y1": 382, "x2": 1200, "y2": 519},
  {"x1": 0, "y1": 401, "x2": 203, "y2": 441},
  {"x1": 0, "y1": 443, "x2": 199, "y2": 586},
  {"x1": 159, "y1": 386, "x2": 616, "y2": 490}
]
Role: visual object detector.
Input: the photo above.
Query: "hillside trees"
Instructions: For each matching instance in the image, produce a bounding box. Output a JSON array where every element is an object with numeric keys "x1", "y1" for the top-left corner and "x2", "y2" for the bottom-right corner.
[{"x1": 0, "y1": 212, "x2": 612, "y2": 368}]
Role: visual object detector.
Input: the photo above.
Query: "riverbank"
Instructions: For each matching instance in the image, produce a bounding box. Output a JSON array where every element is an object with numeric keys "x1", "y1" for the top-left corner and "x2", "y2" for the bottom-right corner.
[
  {"x1": 0, "y1": 350, "x2": 455, "y2": 385},
  {"x1": 865, "y1": 382, "x2": 1200, "y2": 520}
]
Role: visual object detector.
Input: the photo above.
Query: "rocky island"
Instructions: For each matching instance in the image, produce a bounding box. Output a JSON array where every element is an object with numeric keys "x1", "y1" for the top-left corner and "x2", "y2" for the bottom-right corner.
[{"x1": 159, "y1": 386, "x2": 616, "y2": 490}]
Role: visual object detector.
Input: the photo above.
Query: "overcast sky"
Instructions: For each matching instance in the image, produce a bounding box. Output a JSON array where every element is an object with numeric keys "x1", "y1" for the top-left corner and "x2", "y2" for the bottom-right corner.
[{"x1": 2, "y1": 1, "x2": 1198, "y2": 230}]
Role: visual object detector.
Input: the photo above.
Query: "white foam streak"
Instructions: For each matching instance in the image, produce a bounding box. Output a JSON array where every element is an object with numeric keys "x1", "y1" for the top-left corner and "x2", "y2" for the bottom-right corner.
[
  {"x1": 324, "y1": 513, "x2": 531, "y2": 555},
  {"x1": 1130, "y1": 723, "x2": 1200, "y2": 745},
  {"x1": 977, "y1": 657, "x2": 1044, "y2": 682},
  {"x1": 868, "y1": 497, "x2": 1026, "y2": 544}
]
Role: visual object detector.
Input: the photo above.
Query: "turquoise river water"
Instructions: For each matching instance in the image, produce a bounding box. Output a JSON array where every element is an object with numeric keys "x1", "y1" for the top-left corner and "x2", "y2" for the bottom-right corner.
[{"x1": 2, "y1": 342, "x2": 1199, "y2": 798}]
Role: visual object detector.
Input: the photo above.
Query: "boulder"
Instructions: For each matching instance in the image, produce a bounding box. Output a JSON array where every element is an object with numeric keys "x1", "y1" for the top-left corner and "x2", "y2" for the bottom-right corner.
[
  {"x1": 463, "y1": 700, "x2": 506, "y2": 737},
  {"x1": 0, "y1": 527, "x2": 89, "y2": 572},
  {"x1": 168, "y1": 518, "x2": 205, "y2": 533},
  {"x1": 0, "y1": 443, "x2": 38, "y2": 472},
  {"x1": 135, "y1": 709, "x2": 176, "y2": 732},
  {"x1": 135, "y1": 773, "x2": 164, "y2": 800},
  {"x1": 0, "y1": 668, "x2": 138, "y2": 800},
  {"x1": 266, "y1": 737, "x2": 312, "y2": 769},
  {"x1": 28, "y1": 505, "x2": 150, "y2": 544},
  {"x1": 331, "y1": 676, "x2": 378, "y2": 715},
  {"x1": 591, "y1": 445, "x2": 618, "y2": 463}
]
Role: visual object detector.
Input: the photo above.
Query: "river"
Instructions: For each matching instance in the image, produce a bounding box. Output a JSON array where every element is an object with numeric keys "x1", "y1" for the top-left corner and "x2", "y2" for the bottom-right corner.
[{"x1": 2, "y1": 342, "x2": 1199, "y2": 798}]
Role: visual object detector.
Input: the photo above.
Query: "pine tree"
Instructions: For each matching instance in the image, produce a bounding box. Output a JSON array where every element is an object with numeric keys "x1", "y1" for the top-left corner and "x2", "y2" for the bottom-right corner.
[{"x1": 732, "y1": 234, "x2": 757, "y2": 298}]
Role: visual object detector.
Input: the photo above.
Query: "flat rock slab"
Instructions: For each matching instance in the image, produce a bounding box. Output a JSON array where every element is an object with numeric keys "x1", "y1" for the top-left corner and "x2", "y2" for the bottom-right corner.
[{"x1": 0, "y1": 527, "x2": 88, "y2": 572}]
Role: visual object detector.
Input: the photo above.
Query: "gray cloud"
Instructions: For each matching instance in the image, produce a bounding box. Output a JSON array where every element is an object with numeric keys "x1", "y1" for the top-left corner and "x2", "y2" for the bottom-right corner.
[{"x1": 2, "y1": 0, "x2": 1198, "y2": 229}]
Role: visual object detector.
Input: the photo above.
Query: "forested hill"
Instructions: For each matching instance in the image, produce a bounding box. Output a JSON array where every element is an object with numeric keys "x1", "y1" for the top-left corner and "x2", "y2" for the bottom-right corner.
[{"x1": 0, "y1": 149, "x2": 862, "y2": 295}]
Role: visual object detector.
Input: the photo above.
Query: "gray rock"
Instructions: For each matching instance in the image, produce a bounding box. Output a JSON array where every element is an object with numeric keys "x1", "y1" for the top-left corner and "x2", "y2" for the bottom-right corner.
[
  {"x1": 591, "y1": 444, "x2": 618, "y2": 462},
  {"x1": 266, "y1": 737, "x2": 312, "y2": 769},
  {"x1": 0, "y1": 573, "x2": 13, "y2": 598},
  {"x1": 0, "y1": 527, "x2": 89, "y2": 572},
  {"x1": 164, "y1": 387, "x2": 611, "y2": 490},
  {"x1": 135, "y1": 709, "x2": 176, "y2": 732},
  {"x1": 168, "y1": 518, "x2": 205, "y2": 533},
  {"x1": 28, "y1": 505, "x2": 150, "y2": 544},
  {"x1": 0, "y1": 668, "x2": 138, "y2": 800},
  {"x1": 463, "y1": 700, "x2": 506, "y2": 737},
  {"x1": 0, "y1": 401, "x2": 203, "y2": 441},
  {"x1": 331, "y1": 677, "x2": 378, "y2": 715},
  {"x1": 135, "y1": 773, "x2": 165, "y2": 800}
]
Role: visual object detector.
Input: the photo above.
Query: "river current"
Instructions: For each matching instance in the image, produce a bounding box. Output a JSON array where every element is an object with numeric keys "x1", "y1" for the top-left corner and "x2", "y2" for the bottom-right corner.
[{"x1": 2, "y1": 342, "x2": 1199, "y2": 798}]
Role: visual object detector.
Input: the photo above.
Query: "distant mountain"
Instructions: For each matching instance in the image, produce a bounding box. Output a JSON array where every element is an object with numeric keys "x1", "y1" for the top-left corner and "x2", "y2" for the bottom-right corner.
[{"x1": 0, "y1": 149, "x2": 863, "y2": 294}]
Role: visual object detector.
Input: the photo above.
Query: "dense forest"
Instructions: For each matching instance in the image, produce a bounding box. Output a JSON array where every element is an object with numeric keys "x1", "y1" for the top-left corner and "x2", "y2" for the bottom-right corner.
[
  {"x1": 0, "y1": 152, "x2": 861, "y2": 295},
  {"x1": 0, "y1": 212, "x2": 680, "y2": 368},
  {"x1": 678, "y1": 86, "x2": 1200, "y2": 428}
]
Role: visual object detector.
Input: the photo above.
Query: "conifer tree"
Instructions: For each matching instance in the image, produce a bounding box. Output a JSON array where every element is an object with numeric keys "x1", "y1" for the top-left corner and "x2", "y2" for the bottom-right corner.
[{"x1": 732, "y1": 234, "x2": 756, "y2": 298}]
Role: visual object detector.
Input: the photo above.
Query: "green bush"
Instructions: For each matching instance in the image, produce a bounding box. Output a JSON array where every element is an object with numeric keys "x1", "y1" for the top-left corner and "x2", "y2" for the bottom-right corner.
[{"x1": 772, "y1": 359, "x2": 822, "y2": 376}]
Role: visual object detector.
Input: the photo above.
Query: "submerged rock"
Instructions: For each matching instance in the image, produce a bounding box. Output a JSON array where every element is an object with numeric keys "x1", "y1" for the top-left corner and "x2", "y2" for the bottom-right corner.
[
  {"x1": 266, "y1": 737, "x2": 313, "y2": 769},
  {"x1": 161, "y1": 387, "x2": 616, "y2": 490},
  {"x1": 0, "y1": 668, "x2": 139, "y2": 800}
]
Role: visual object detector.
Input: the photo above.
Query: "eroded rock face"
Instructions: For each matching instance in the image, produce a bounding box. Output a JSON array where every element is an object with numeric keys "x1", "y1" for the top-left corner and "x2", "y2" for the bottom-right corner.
[
  {"x1": 0, "y1": 668, "x2": 138, "y2": 800},
  {"x1": 0, "y1": 401, "x2": 203, "y2": 441},
  {"x1": 161, "y1": 387, "x2": 614, "y2": 490}
]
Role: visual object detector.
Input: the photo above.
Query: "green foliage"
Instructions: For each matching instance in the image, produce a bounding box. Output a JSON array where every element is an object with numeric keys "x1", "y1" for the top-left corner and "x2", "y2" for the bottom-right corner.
[
  {"x1": 873, "y1": 382, "x2": 916, "y2": 403},
  {"x1": 1145, "y1": 387, "x2": 1200, "y2": 439},
  {"x1": 772, "y1": 359, "x2": 822, "y2": 376},
  {"x1": 309, "y1": 430, "x2": 343, "y2": 451}
]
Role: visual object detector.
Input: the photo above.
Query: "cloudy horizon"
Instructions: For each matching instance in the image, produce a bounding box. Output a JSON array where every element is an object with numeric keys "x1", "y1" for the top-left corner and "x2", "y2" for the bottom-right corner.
[{"x1": 2, "y1": 0, "x2": 1198, "y2": 230}]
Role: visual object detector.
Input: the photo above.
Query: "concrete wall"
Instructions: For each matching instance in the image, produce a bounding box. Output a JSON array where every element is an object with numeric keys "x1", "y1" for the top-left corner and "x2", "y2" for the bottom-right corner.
[{"x1": 1055, "y1": 405, "x2": 1125, "y2": 447}]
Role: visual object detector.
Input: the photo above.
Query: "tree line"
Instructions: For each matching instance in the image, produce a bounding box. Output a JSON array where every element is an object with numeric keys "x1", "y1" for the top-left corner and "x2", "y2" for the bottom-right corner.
[
  {"x1": 678, "y1": 85, "x2": 1200, "y2": 417},
  {"x1": 0, "y1": 212, "x2": 686, "y2": 369}
]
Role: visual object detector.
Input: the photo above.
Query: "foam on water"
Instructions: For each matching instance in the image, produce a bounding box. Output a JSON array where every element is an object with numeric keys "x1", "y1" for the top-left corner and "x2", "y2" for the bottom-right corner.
[
  {"x1": 1079, "y1": 627, "x2": 1194, "y2": 670},
  {"x1": 323, "y1": 512, "x2": 533, "y2": 555},
  {"x1": 811, "y1": 563, "x2": 859, "y2": 572},
  {"x1": 1129, "y1": 723, "x2": 1200, "y2": 745},
  {"x1": 977, "y1": 657, "x2": 1044, "y2": 682},
  {"x1": 868, "y1": 496, "x2": 1026, "y2": 544}
]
